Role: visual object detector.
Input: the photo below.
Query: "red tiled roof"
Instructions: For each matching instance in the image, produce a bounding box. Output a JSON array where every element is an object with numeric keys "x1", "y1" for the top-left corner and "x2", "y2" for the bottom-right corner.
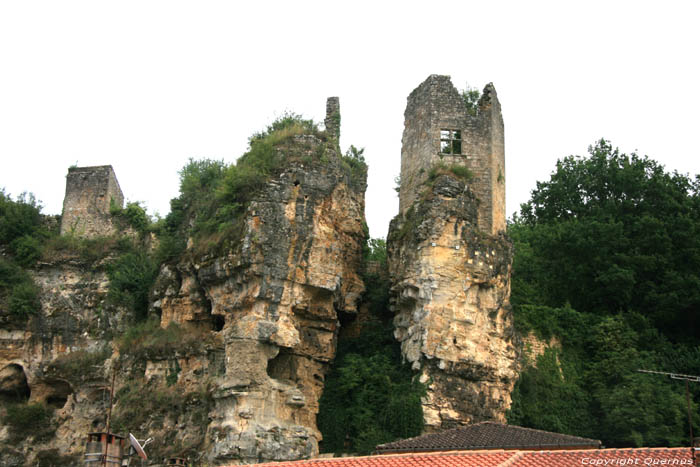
[
  {"x1": 508, "y1": 447, "x2": 695, "y2": 466},
  {"x1": 231, "y1": 448, "x2": 697, "y2": 467},
  {"x1": 376, "y1": 422, "x2": 601, "y2": 453},
  {"x1": 235, "y1": 451, "x2": 517, "y2": 467}
]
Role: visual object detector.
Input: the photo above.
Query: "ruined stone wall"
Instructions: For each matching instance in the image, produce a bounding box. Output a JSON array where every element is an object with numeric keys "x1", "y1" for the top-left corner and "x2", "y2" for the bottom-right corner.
[
  {"x1": 398, "y1": 75, "x2": 505, "y2": 235},
  {"x1": 388, "y1": 76, "x2": 516, "y2": 432},
  {"x1": 60, "y1": 165, "x2": 124, "y2": 237}
]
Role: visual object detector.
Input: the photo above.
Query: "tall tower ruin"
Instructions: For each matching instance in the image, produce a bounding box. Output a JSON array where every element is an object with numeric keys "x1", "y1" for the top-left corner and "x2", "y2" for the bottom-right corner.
[
  {"x1": 399, "y1": 74, "x2": 505, "y2": 234},
  {"x1": 388, "y1": 75, "x2": 517, "y2": 431},
  {"x1": 60, "y1": 165, "x2": 124, "y2": 237}
]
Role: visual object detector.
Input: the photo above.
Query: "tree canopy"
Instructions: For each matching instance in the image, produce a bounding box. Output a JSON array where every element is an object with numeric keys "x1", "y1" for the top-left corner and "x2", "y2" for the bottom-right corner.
[{"x1": 508, "y1": 140, "x2": 700, "y2": 447}]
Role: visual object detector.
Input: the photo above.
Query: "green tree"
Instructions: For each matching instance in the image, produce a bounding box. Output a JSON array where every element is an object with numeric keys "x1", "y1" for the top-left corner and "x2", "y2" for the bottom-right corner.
[
  {"x1": 516, "y1": 139, "x2": 700, "y2": 340},
  {"x1": 508, "y1": 140, "x2": 700, "y2": 448},
  {"x1": 318, "y1": 323, "x2": 424, "y2": 454}
]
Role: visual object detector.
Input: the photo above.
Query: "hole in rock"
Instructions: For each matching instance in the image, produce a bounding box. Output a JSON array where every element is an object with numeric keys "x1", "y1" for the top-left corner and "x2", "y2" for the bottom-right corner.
[
  {"x1": 0, "y1": 364, "x2": 30, "y2": 403},
  {"x1": 267, "y1": 350, "x2": 297, "y2": 383},
  {"x1": 44, "y1": 380, "x2": 73, "y2": 408},
  {"x1": 294, "y1": 180, "x2": 300, "y2": 187},
  {"x1": 212, "y1": 315, "x2": 225, "y2": 332}
]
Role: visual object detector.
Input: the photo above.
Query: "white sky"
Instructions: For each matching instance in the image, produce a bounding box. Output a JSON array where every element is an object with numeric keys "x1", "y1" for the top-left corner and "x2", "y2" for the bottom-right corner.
[{"x1": 1, "y1": 1, "x2": 699, "y2": 239}]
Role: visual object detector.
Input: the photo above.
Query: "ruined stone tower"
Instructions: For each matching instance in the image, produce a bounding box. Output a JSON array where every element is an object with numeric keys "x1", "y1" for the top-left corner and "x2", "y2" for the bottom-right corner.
[
  {"x1": 399, "y1": 74, "x2": 505, "y2": 234},
  {"x1": 60, "y1": 165, "x2": 124, "y2": 237},
  {"x1": 388, "y1": 75, "x2": 517, "y2": 431}
]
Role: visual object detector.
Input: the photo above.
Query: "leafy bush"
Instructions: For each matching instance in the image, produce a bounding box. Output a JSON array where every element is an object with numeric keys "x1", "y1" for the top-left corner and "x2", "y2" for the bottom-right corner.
[
  {"x1": 35, "y1": 449, "x2": 79, "y2": 467},
  {"x1": 248, "y1": 111, "x2": 318, "y2": 145},
  {"x1": 111, "y1": 380, "x2": 212, "y2": 435},
  {"x1": 46, "y1": 347, "x2": 111, "y2": 383},
  {"x1": 10, "y1": 235, "x2": 42, "y2": 267},
  {"x1": 106, "y1": 251, "x2": 157, "y2": 320},
  {"x1": 111, "y1": 200, "x2": 151, "y2": 233},
  {"x1": 117, "y1": 319, "x2": 210, "y2": 360},
  {"x1": 461, "y1": 84, "x2": 481, "y2": 116},
  {"x1": 0, "y1": 190, "x2": 44, "y2": 247},
  {"x1": 318, "y1": 321, "x2": 424, "y2": 454},
  {"x1": 2, "y1": 403, "x2": 55, "y2": 441},
  {"x1": 0, "y1": 258, "x2": 40, "y2": 319},
  {"x1": 341, "y1": 145, "x2": 368, "y2": 184},
  {"x1": 161, "y1": 113, "x2": 324, "y2": 258},
  {"x1": 8, "y1": 281, "x2": 40, "y2": 317}
]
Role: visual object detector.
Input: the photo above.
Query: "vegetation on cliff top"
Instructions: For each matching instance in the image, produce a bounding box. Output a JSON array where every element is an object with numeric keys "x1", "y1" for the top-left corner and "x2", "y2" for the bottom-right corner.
[
  {"x1": 508, "y1": 139, "x2": 700, "y2": 447},
  {"x1": 157, "y1": 111, "x2": 366, "y2": 259}
]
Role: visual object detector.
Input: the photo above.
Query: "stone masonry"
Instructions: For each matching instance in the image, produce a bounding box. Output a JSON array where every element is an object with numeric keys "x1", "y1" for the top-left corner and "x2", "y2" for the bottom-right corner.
[
  {"x1": 388, "y1": 75, "x2": 517, "y2": 431},
  {"x1": 60, "y1": 165, "x2": 124, "y2": 237},
  {"x1": 399, "y1": 75, "x2": 505, "y2": 235}
]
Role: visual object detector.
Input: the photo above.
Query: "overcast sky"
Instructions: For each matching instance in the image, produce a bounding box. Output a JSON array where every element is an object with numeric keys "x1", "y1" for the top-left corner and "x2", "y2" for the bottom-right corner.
[{"x1": 1, "y1": 1, "x2": 698, "y2": 239}]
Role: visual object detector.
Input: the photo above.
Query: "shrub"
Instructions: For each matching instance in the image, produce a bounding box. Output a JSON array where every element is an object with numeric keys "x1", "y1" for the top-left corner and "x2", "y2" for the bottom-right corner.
[
  {"x1": 111, "y1": 200, "x2": 151, "y2": 233},
  {"x1": 0, "y1": 190, "x2": 44, "y2": 247},
  {"x1": 2, "y1": 403, "x2": 55, "y2": 441},
  {"x1": 8, "y1": 280, "x2": 40, "y2": 317},
  {"x1": 427, "y1": 163, "x2": 474, "y2": 183},
  {"x1": 46, "y1": 346, "x2": 111, "y2": 383},
  {"x1": 341, "y1": 145, "x2": 368, "y2": 184},
  {"x1": 10, "y1": 235, "x2": 42, "y2": 267},
  {"x1": 35, "y1": 449, "x2": 79, "y2": 467},
  {"x1": 111, "y1": 381, "x2": 212, "y2": 435},
  {"x1": 42, "y1": 234, "x2": 135, "y2": 264},
  {"x1": 461, "y1": 84, "x2": 481, "y2": 116},
  {"x1": 318, "y1": 322, "x2": 424, "y2": 454},
  {"x1": 117, "y1": 319, "x2": 210, "y2": 360},
  {"x1": 248, "y1": 111, "x2": 318, "y2": 144},
  {"x1": 106, "y1": 251, "x2": 157, "y2": 320}
]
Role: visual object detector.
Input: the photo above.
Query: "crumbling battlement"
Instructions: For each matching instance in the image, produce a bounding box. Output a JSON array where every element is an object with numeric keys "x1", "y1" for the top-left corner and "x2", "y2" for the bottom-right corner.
[
  {"x1": 399, "y1": 75, "x2": 505, "y2": 234},
  {"x1": 60, "y1": 165, "x2": 124, "y2": 237}
]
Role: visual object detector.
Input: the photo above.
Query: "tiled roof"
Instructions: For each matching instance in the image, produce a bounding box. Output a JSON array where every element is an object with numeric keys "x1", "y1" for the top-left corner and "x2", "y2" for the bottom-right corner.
[
  {"x1": 234, "y1": 451, "x2": 518, "y2": 467},
  {"x1": 507, "y1": 447, "x2": 695, "y2": 466},
  {"x1": 231, "y1": 448, "x2": 696, "y2": 467},
  {"x1": 375, "y1": 422, "x2": 601, "y2": 453}
]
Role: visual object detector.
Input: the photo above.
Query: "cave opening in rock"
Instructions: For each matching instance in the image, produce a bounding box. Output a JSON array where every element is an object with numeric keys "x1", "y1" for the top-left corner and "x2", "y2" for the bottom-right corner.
[
  {"x1": 212, "y1": 314, "x2": 225, "y2": 332},
  {"x1": 267, "y1": 350, "x2": 296, "y2": 383},
  {"x1": 43, "y1": 379, "x2": 73, "y2": 409},
  {"x1": 0, "y1": 364, "x2": 30, "y2": 403}
]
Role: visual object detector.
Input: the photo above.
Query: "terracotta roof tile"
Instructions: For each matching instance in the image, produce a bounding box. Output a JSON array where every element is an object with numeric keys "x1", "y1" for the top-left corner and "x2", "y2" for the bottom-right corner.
[
  {"x1": 509, "y1": 447, "x2": 695, "y2": 466},
  {"x1": 376, "y1": 422, "x2": 601, "y2": 453},
  {"x1": 228, "y1": 447, "x2": 696, "y2": 467}
]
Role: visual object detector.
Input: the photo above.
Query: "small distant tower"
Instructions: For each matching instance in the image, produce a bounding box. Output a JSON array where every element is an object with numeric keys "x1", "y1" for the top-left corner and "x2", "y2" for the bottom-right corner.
[
  {"x1": 324, "y1": 97, "x2": 341, "y2": 140},
  {"x1": 399, "y1": 75, "x2": 505, "y2": 234},
  {"x1": 60, "y1": 165, "x2": 124, "y2": 237}
]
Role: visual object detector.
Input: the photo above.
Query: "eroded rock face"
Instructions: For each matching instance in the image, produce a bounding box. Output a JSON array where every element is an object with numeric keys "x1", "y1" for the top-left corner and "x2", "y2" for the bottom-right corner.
[
  {"x1": 152, "y1": 134, "x2": 366, "y2": 464},
  {"x1": 388, "y1": 174, "x2": 518, "y2": 431},
  {"x1": 0, "y1": 122, "x2": 365, "y2": 465},
  {"x1": 0, "y1": 258, "x2": 122, "y2": 464}
]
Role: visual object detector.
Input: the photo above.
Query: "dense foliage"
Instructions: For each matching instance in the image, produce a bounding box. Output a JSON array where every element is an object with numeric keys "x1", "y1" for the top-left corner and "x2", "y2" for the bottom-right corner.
[
  {"x1": 0, "y1": 191, "x2": 49, "y2": 320},
  {"x1": 2, "y1": 403, "x2": 55, "y2": 442},
  {"x1": 508, "y1": 140, "x2": 700, "y2": 447},
  {"x1": 318, "y1": 237, "x2": 424, "y2": 455},
  {"x1": 157, "y1": 112, "x2": 354, "y2": 258},
  {"x1": 106, "y1": 251, "x2": 157, "y2": 321}
]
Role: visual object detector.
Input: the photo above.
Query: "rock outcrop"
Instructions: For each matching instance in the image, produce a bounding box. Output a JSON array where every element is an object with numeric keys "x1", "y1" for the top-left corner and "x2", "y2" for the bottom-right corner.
[
  {"x1": 388, "y1": 76, "x2": 518, "y2": 431},
  {"x1": 388, "y1": 174, "x2": 518, "y2": 430},
  {"x1": 153, "y1": 131, "x2": 366, "y2": 464},
  {"x1": 0, "y1": 99, "x2": 367, "y2": 466}
]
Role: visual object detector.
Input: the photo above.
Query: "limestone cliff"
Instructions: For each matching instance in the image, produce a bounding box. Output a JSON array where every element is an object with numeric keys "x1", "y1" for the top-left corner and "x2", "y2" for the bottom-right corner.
[
  {"x1": 152, "y1": 132, "x2": 366, "y2": 464},
  {"x1": 0, "y1": 102, "x2": 367, "y2": 466},
  {"x1": 387, "y1": 173, "x2": 518, "y2": 431}
]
